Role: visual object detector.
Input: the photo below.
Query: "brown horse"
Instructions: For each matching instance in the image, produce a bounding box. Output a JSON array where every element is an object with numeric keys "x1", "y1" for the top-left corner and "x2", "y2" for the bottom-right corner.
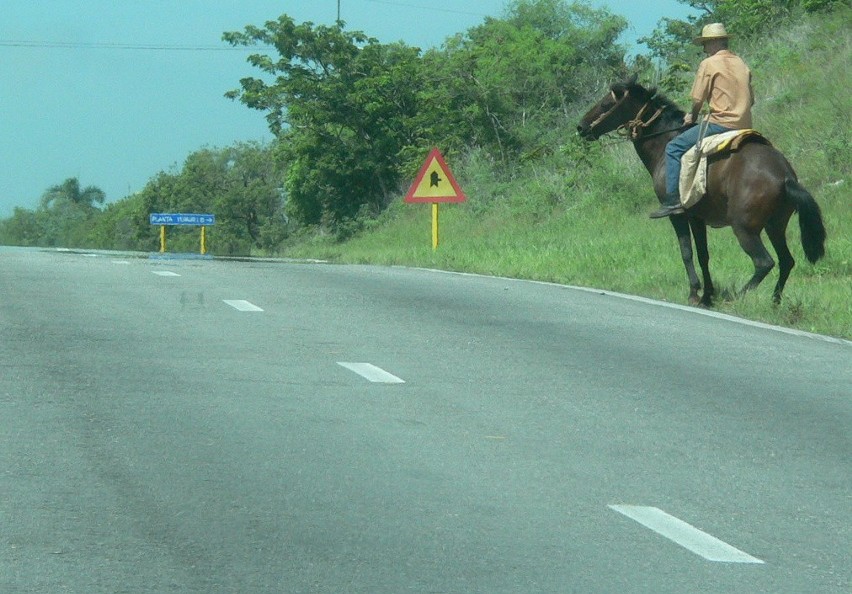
[{"x1": 577, "y1": 76, "x2": 826, "y2": 306}]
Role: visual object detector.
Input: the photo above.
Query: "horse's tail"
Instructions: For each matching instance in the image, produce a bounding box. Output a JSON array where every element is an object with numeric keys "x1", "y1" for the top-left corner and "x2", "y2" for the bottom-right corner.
[{"x1": 785, "y1": 177, "x2": 826, "y2": 264}]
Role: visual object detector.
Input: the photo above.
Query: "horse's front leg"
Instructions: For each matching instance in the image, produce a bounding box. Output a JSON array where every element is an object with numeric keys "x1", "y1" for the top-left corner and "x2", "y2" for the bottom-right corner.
[
  {"x1": 688, "y1": 217, "x2": 714, "y2": 306},
  {"x1": 669, "y1": 214, "x2": 701, "y2": 305}
]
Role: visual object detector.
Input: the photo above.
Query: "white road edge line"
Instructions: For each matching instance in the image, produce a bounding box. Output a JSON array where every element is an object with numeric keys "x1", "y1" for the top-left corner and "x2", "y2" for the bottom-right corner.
[
  {"x1": 609, "y1": 505, "x2": 764, "y2": 564},
  {"x1": 223, "y1": 299, "x2": 264, "y2": 312},
  {"x1": 410, "y1": 266, "x2": 851, "y2": 347},
  {"x1": 337, "y1": 362, "x2": 405, "y2": 384},
  {"x1": 152, "y1": 270, "x2": 181, "y2": 277}
]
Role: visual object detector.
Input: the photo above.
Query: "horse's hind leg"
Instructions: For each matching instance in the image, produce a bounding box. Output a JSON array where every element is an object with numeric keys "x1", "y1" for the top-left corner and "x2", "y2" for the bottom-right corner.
[
  {"x1": 732, "y1": 225, "x2": 775, "y2": 296},
  {"x1": 765, "y1": 217, "x2": 795, "y2": 303}
]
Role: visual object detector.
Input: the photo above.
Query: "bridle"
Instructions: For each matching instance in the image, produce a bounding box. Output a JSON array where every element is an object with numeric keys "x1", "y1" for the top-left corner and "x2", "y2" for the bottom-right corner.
[
  {"x1": 589, "y1": 89, "x2": 686, "y2": 141},
  {"x1": 587, "y1": 89, "x2": 630, "y2": 131},
  {"x1": 623, "y1": 101, "x2": 667, "y2": 139}
]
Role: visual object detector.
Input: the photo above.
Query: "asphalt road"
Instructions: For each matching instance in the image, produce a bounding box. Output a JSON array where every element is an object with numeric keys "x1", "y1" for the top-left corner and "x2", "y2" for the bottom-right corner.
[{"x1": 1, "y1": 247, "x2": 849, "y2": 593}]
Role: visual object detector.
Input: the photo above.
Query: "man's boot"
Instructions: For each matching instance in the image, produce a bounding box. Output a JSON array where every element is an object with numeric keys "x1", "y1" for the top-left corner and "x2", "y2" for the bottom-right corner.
[{"x1": 649, "y1": 192, "x2": 685, "y2": 218}]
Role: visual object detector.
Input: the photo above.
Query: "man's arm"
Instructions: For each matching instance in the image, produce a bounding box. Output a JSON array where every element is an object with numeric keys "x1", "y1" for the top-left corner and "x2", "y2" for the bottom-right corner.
[
  {"x1": 683, "y1": 100, "x2": 703, "y2": 125},
  {"x1": 686, "y1": 59, "x2": 710, "y2": 125},
  {"x1": 749, "y1": 73, "x2": 755, "y2": 107}
]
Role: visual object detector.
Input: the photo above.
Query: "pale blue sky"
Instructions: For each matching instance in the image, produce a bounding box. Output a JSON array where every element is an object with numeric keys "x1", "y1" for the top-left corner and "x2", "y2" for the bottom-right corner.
[{"x1": 0, "y1": 1, "x2": 695, "y2": 216}]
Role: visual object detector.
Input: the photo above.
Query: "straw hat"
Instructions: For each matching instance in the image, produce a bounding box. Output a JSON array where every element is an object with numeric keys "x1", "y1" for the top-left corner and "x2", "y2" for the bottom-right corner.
[{"x1": 694, "y1": 23, "x2": 731, "y2": 44}]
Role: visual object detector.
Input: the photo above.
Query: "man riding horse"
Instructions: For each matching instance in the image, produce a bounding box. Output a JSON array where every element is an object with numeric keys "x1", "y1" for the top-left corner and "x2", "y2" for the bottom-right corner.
[
  {"x1": 651, "y1": 23, "x2": 755, "y2": 219},
  {"x1": 576, "y1": 24, "x2": 825, "y2": 305}
]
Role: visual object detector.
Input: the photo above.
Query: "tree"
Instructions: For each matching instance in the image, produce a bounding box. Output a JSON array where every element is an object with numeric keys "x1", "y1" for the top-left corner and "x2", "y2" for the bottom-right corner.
[
  {"x1": 0, "y1": 207, "x2": 46, "y2": 246},
  {"x1": 40, "y1": 177, "x2": 105, "y2": 210},
  {"x1": 224, "y1": 17, "x2": 426, "y2": 229},
  {"x1": 224, "y1": 4, "x2": 629, "y2": 229},
  {"x1": 129, "y1": 143, "x2": 287, "y2": 255},
  {"x1": 28, "y1": 178, "x2": 106, "y2": 247},
  {"x1": 641, "y1": 0, "x2": 848, "y2": 89},
  {"x1": 423, "y1": 0, "x2": 627, "y2": 161},
  {"x1": 684, "y1": 0, "x2": 845, "y2": 38},
  {"x1": 215, "y1": 142, "x2": 288, "y2": 252}
]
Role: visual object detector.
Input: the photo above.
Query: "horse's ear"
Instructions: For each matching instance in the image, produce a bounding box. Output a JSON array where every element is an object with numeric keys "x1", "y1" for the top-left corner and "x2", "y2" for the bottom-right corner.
[
  {"x1": 612, "y1": 73, "x2": 640, "y2": 99},
  {"x1": 626, "y1": 73, "x2": 652, "y2": 99}
]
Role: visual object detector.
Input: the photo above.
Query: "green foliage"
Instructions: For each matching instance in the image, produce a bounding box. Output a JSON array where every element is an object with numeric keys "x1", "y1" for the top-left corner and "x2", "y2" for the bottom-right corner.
[
  {"x1": 223, "y1": 2, "x2": 628, "y2": 230},
  {"x1": 0, "y1": 177, "x2": 106, "y2": 248},
  {"x1": 699, "y1": 0, "x2": 850, "y2": 37},
  {"x1": 0, "y1": 207, "x2": 46, "y2": 246},
  {"x1": 224, "y1": 18, "x2": 424, "y2": 230},
  {"x1": 40, "y1": 177, "x2": 105, "y2": 210},
  {"x1": 134, "y1": 142, "x2": 287, "y2": 255},
  {"x1": 0, "y1": 145, "x2": 286, "y2": 255},
  {"x1": 418, "y1": 1, "x2": 627, "y2": 161},
  {"x1": 639, "y1": 18, "x2": 702, "y2": 96},
  {"x1": 640, "y1": 0, "x2": 850, "y2": 94}
]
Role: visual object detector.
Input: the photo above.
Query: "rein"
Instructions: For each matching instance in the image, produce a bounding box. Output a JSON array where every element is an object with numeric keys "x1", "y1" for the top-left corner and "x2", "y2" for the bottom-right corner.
[
  {"x1": 592, "y1": 94, "x2": 690, "y2": 142},
  {"x1": 628, "y1": 122, "x2": 693, "y2": 141}
]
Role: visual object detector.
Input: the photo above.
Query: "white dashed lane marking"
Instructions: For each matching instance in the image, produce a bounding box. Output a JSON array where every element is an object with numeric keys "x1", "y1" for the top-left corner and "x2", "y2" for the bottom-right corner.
[
  {"x1": 609, "y1": 505, "x2": 764, "y2": 564},
  {"x1": 223, "y1": 299, "x2": 264, "y2": 312},
  {"x1": 152, "y1": 270, "x2": 180, "y2": 277},
  {"x1": 337, "y1": 362, "x2": 405, "y2": 384}
]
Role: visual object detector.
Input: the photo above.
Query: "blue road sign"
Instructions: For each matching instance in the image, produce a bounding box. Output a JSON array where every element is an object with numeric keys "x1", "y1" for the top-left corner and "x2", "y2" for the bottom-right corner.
[{"x1": 149, "y1": 213, "x2": 215, "y2": 226}]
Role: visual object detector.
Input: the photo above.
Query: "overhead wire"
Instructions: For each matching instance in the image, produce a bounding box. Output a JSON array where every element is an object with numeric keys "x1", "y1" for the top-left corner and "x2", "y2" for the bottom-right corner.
[
  {"x1": 0, "y1": 40, "x2": 266, "y2": 51},
  {"x1": 363, "y1": 0, "x2": 489, "y2": 17},
  {"x1": 0, "y1": 1, "x2": 493, "y2": 52}
]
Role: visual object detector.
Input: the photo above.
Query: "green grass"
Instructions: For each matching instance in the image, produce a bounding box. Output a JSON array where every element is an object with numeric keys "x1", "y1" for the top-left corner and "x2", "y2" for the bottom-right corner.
[{"x1": 280, "y1": 10, "x2": 851, "y2": 341}]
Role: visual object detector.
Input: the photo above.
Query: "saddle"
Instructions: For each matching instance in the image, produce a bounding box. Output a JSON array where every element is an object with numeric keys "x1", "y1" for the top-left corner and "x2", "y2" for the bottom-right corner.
[{"x1": 679, "y1": 129, "x2": 770, "y2": 208}]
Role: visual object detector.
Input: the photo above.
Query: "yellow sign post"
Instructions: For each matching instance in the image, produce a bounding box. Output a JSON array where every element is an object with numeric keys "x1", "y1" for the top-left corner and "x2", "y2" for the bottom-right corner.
[
  {"x1": 404, "y1": 148, "x2": 466, "y2": 250},
  {"x1": 150, "y1": 213, "x2": 215, "y2": 256},
  {"x1": 432, "y1": 203, "x2": 439, "y2": 250}
]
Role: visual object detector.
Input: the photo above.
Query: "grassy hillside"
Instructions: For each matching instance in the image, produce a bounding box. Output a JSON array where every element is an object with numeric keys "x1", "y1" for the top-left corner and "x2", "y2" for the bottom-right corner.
[{"x1": 280, "y1": 10, "x2": 851, "y2": 340}]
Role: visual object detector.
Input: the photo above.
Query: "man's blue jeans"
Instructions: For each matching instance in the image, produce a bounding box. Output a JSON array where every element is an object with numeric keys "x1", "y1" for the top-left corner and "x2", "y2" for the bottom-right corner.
[{"x1": 665, "y1": 123, "x2": 730, "y2": 197}]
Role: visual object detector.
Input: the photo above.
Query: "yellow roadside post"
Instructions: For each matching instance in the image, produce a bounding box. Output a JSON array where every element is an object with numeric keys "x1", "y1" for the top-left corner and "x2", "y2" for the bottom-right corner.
[
  {"x1": 149, "y1": 213, "x2": 215, "y2": 256},
  {"x1": 432, "y1": 203, "x2": 439, "y2": 250}
]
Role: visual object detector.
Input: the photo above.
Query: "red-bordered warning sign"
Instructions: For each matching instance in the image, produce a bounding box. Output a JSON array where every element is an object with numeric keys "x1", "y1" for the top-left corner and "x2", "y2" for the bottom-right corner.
[{"x1": 404, "y1": 148, "x2": 466, "y2": 203}]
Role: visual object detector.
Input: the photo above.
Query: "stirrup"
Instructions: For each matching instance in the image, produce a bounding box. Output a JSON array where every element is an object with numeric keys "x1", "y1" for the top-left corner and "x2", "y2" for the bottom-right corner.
[
  {"x1": 649, "y1": 203, "x2": 685, "y2": 219},
  {"x1": 648, "y1": 194, "x2": 686, "y2": 219}
]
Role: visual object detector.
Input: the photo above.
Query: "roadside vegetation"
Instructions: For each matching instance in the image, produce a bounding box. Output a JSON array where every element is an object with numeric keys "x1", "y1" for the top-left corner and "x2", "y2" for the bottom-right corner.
[{"x1": 1, "y1": 0, "x2": 849, "y2": 339}]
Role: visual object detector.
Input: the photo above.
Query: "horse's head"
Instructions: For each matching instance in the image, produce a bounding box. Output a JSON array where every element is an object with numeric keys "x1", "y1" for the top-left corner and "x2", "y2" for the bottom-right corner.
[{"x1": 577, "y1": 75, "x2": 655, "y2": 140}]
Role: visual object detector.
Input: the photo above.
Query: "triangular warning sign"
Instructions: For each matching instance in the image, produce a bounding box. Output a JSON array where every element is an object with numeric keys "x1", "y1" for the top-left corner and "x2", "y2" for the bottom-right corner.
[{"x1": 404, "y1": 148, "x2": 466, "y2": 203}]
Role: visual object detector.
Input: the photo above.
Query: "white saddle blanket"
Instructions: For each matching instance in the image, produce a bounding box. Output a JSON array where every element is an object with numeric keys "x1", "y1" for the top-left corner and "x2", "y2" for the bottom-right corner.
[{"x1": 679, "y1": 129, "x2": 757, "y2": 208}]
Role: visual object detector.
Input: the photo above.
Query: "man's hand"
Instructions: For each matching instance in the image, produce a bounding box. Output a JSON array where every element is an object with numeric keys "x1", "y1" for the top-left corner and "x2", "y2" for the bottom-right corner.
[{"x1": 683, "y1": 113, "x2": 695, "y2": 125}]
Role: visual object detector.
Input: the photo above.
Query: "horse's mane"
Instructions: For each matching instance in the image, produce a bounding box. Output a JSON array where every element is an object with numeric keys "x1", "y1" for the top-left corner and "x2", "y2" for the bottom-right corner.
[{"x1": 612, "y1": 77, "x2": 686, "y2": 131}]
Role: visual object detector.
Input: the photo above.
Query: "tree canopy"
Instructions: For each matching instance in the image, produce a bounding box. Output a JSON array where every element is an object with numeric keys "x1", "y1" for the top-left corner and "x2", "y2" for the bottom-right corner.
[
  {"x1": 222, "y1": 1, "x2": 627, "y2": 230},
  {"x1": 40, "y1": 177, "x2": 105, "y2": 210},
  {"x1": 641, "y1": 0, "x2": 847, "y2": 95}
]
